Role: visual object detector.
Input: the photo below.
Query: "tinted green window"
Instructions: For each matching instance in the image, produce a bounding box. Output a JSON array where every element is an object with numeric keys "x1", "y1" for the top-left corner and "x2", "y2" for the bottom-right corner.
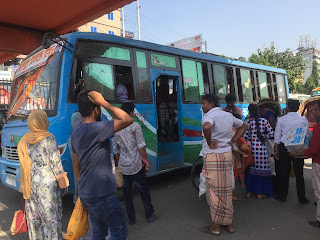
[
  {"x1": 258, "y1": 72, "x2": 269, "y2": 99},
  {"x1": 77, "y1": 42, "x2": 130, "y2": 61},
  {"x1": 182, "y1": 59, "x2": 200, "y2": 101},
  {"x1": 240, "y1": 69, "x2": 253, "y2": 102},
  {"x1": 136, "y1": 51, "x2": 152, "y2": 101},
  {"x1": 276, "y1": 75, "x2": 286, "y2": 102},
  {"x1": 136, "y1": 51, "x2": 147, "y2": 68},
  {"x1": 151, "y1": 54, "x2": 176, "y2": 68},
  {"x1": 212, "y1": 65, "x2": 227, "y2": 100},
  {"x1": 197, "y1": 62, "x2": 206, "y2": 97},
  {"x1": 83, "y1": 62, "x2": 115, "y2": 100}
]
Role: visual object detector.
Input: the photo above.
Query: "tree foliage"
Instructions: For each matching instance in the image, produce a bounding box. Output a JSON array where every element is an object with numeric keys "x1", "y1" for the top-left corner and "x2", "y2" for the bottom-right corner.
[{"x1": 248, "y1": 47, "x2": 306, "y2": 93}]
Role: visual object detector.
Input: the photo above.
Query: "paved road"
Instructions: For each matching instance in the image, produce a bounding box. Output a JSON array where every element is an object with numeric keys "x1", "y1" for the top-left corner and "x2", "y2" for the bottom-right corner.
[{"x1": 1, "y1": 159, "x2": 319, "y2": 240}]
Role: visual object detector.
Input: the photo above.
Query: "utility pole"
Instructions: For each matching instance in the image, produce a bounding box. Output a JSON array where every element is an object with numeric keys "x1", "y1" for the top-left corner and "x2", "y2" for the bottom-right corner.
[
  {"x1": 122, "y1": 7, "x2": 125, "y2": 38},
  {"x1": 204, "y1": 40, "x2": 207, "y2": 52},
  {"x1": 137, "y1": 0, "x2": 141, "y2": 40}
]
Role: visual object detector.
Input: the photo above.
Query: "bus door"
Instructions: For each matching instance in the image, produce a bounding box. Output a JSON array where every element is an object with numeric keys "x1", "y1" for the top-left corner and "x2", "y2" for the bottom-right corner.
[{"x1": 150, "y1": 69, "x2": 183, "y2": 171}]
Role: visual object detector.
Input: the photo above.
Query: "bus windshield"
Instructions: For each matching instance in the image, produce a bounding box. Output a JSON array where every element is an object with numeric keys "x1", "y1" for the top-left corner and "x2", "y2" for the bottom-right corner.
[{"x1": 7, "y1": 43, "x2": 63, "y2": 119}]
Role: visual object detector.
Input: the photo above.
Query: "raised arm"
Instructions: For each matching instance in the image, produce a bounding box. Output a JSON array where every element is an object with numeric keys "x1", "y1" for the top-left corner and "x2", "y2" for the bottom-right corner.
[{"x1": 88, "y1": 91, "x2": 133, "y2": 132}]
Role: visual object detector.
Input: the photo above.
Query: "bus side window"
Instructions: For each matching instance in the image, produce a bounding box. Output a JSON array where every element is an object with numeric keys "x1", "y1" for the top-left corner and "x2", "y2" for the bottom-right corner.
[
  {"x1": 266, "y1": 72, "x2": 274, "y2": 99},
  {"x1": 240, "y1": 69, "x2": 254, "y2": 102},
  {"x1": 276, "y1": 74, "x2": 286, "y2": 103},
  {"x1": 226, "y1": 67, "x2": 235, "y2": 95},
  {"x1": 69, "y1": 60, "x2": 84, "y2": 103},
  {"x1": 182, "y1": 59, "x2": 209, "y2": 102},
  {"x1": 212, "y1": 64, "x2": 227, "y2": 101},
  {"x1": 136, "y1": 51, "x2": 152, "y2": 102},
  {"x1": 114, "y1": 65, "x2": 135, "y2": 102},
  {"x1": 257, "y1": 71, "x2": 269, "y2": 100},
  {"x1": 82, "y1": 62, "x2": 116, "y2": 101}
]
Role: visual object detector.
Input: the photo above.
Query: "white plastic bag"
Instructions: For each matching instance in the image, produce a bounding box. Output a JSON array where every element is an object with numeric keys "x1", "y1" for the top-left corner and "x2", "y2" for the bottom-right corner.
[{"x1": 199, "y1": 172, "x2": 206, "y2": 197}]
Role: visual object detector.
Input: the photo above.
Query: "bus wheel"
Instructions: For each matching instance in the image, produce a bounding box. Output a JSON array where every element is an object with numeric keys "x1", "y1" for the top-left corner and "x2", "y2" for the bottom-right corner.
[{"x1": 191, "y1": 156, "x2": 203, "y2": 191}]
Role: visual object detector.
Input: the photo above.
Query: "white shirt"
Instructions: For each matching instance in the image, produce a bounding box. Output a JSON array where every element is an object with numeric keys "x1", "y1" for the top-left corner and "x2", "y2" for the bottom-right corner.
[
  {"x1": 201, "y1": 107, "x2": 244, "y2": 155},
  {"x1": 274, "y1": 112, "x2": 309, "y2": 144}
]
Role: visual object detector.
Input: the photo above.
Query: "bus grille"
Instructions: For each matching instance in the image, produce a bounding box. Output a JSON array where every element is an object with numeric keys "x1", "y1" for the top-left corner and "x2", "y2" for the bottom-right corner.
[{"x1": 4, "y1": 146, "x2": 19, "y2": 162}]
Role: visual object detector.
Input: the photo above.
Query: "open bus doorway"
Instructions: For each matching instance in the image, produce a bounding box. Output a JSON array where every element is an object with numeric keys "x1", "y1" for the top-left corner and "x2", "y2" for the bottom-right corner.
[{"x1": 155, "y1": 75, "x2": 181, "y2": 170}]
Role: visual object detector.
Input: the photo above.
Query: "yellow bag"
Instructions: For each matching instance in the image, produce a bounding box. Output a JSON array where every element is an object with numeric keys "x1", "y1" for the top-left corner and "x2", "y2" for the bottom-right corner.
[{"x1": 65, "y1": 198, "x2": 89, "y2": 240}]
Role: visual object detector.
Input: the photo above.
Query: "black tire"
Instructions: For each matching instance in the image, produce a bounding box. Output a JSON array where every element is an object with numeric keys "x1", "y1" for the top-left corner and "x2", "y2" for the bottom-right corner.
[{"x1": 191, "y1": 156, "x2": 203, "y2": 191}]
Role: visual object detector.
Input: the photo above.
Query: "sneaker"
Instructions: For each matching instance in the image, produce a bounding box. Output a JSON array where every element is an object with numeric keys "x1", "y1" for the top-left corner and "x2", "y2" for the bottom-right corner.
[
  {"x1": 308, "y1": 220, "x2": 320, "y2": 228},
  {"x1": 299, "y1": 198, "x2": 310, "y2": 205}
]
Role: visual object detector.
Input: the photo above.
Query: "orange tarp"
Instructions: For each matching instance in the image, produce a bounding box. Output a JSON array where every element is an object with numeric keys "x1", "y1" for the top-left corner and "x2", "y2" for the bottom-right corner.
[{"x1": 0, "y1": 0, "x2": 134, "y2": 63}]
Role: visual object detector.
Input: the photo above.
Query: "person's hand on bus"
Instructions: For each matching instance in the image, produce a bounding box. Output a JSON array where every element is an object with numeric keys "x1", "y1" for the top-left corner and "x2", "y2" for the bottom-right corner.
[
  {"x1": 209, "y1": 141, "x2": 218, "y2": 149},
  {"x1": 88, "y1": 91, "x2": 108, "y2": 106}
]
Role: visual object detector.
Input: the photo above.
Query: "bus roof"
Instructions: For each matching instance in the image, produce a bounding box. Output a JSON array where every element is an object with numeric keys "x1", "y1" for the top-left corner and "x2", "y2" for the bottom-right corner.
[{"x1": 66, "y1": 32, "x2": 287, "y2": 74}]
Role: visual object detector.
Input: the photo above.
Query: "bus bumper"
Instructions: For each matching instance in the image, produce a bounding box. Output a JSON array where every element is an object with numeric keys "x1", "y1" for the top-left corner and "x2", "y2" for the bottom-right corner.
[{"x1": 0, "y1": 157, "x2": 21, "y2": 192}]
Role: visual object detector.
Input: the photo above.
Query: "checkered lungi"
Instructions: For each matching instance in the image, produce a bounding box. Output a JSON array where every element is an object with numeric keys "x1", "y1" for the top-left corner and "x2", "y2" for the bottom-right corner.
[{"x1": 203, "y1": 152, "x2": 233, "y2": 225}]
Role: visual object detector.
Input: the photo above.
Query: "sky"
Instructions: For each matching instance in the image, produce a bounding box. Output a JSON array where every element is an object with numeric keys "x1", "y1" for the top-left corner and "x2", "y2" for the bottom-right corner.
[{"x1": 122, "y1": 0, "x2": 320, "y2": 59}]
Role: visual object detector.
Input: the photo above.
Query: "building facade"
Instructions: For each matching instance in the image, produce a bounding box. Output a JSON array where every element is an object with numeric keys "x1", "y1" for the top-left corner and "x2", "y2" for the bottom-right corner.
[
  {"x1": 298, "y1": 47, "x2": 320, "y2": 84},
  {"x1": 77, "y1": 10, "x2": 122, "y2": 36}
]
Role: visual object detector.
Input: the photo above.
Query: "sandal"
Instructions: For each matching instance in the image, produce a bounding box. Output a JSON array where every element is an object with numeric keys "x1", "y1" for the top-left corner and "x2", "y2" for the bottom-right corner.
[
  {"x1": 222, "y1": 225, "x2": 235, "y2": 233},
  {"x1": 200, "y1": 226, "x2": 221, "y2": 236},
  {"x1": 257, "y1": 194, "x2": 266, "y2": 199},
  {"x1": 147, "y1": 213, "x2": 159, "y2": 222},
  {"x1": 232, "y1": 195, "x2": 241, "y2": 201},
  {"x1": 245, "y1": 192, "x2": 251, "y2": 199}
]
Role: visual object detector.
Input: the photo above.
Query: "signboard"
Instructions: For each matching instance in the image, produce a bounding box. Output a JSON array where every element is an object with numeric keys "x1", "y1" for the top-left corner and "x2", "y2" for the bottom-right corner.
[
  {"x1": 167, "y1": 35, "x2": 202, "y2": 52},
  {"x1": 0, "y1": 71, "x2": 11, "y2": 80},
  {"x1": 121, "y1": 30, "x2": 135, "y2": 39},
  {"x1": 15, "y1": 42, "x2": 63, "y2": 79}
]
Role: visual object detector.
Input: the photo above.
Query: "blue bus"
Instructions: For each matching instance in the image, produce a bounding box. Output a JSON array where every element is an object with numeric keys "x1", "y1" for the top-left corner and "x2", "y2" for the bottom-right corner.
[{"x1": 0, "y1": 32, "x2": 289, "y2": 192}]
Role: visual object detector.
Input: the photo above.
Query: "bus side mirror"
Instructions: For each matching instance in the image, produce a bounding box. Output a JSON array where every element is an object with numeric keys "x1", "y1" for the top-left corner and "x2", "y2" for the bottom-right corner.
[{"x1": 42, "y1": 36, "x2": 52, "y2": 49}]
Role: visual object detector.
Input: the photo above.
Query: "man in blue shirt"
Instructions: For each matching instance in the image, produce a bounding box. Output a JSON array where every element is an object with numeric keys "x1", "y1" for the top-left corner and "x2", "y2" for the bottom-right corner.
[{"x1": 71, "y1": 90, "x2": 133, "y2": 240}]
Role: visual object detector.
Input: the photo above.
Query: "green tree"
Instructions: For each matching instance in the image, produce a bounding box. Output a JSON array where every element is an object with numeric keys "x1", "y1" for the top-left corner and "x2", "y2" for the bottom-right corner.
[
  {"x1": 304, "y1": 60, "x2": 319, "y2": 94},
  {"x1": 248, "y1": 47, "x2": 306, "y2": 93}
]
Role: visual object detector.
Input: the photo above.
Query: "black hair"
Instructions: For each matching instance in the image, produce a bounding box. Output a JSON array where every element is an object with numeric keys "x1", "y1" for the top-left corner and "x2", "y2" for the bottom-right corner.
[
  {"x1": 121, "y1": 102, "x2": 135, "y2": 114},
  {"x1": 202, "y1": 94, "x2": 220, "y2": 107},
  {"x1": 248, "y1": 104, "x2": 265, "y2": 143},
  {"x1": 225, "y1": 93, "x2": 236, "y2": 103},
  {"x1": 233, "y1": 113, "x2": 242, "y2": 120},
  {"x1": 77, "y1": 90, "x2": 99, "y2": 117},
  {"x1": 287, "y1": 99, "x2": 300, "y2": 112},
  {"x1": 271, "y1": 105, "x2": 280, "y2": 118}
]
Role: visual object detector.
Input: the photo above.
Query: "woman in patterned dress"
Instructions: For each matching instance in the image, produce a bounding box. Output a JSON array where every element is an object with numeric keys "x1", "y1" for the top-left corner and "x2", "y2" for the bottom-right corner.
[
  {"x1": 17, "y1": 110, "x2": 68, "y2": 240},
  {"x1": 243, "y1": 104, "x2": 274, "y2": 199}
]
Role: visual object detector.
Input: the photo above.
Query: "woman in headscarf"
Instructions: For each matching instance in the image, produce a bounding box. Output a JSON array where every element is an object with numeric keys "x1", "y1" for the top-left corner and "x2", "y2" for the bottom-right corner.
[
  {"x1": 18, "y1": 110, "x2": 68, "y2": 240},
  {"x1": 243, "y1": 104, "x2": 274, "y2": 199}
]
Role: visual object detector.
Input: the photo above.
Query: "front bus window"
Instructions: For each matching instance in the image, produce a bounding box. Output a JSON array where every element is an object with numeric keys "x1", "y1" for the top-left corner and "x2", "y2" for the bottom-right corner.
[{"x1": 8, "y1": 43, "x2": 62, "y2": 120}]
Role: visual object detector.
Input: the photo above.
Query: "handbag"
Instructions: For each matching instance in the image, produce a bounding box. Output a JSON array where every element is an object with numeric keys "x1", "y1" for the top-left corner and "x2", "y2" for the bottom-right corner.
[
  {"x1": 48, "y1": 160, "x2": 69, "y2": 194},
  {"x1": 115, "y1": 166, "x2": 124, "y2": 188},
  {"x1": 10, "y1": 198, "x2": 28, "y2": 235}
]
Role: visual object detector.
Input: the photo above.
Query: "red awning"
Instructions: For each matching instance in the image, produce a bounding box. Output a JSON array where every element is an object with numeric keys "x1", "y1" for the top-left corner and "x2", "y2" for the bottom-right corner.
[{"x1": 0, "y1": 0, "x2": 134, "y2": 63}]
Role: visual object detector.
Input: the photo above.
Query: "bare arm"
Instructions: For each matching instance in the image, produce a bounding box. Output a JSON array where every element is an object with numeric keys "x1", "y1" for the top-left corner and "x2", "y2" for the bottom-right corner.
[
  {"x1": 203, "y1": 122, "x2": 217, "y2": 149},
  {"x1": 88, "y1": 91, "x2": 133, "y2": 132},
  {"x1": 231, "y1": 123, "x2": 247, "y2": 144},
  {"x1": 139, "y1": 146, "x2": 148, "y2": 161},
  {"x1": 72, "y1": 153, "x2": 81, "y2": 182}
]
